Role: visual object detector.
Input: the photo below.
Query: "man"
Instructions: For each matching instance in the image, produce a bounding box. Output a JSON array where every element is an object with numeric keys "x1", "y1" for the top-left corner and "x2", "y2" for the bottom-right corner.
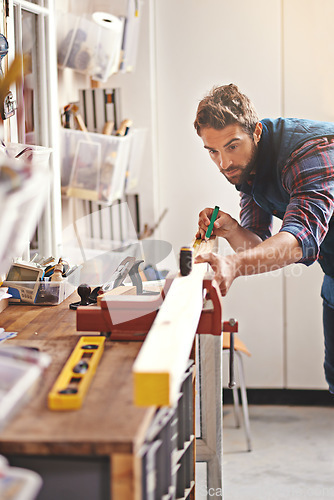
[{"x1": 193, "y1": 83, "x2": 334, "y2": 393}]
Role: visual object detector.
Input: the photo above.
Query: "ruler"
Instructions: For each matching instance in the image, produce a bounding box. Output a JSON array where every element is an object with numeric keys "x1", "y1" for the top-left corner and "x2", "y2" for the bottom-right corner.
[{"x1": 48, "y1": 336, "x2": 105, "y2": 410}]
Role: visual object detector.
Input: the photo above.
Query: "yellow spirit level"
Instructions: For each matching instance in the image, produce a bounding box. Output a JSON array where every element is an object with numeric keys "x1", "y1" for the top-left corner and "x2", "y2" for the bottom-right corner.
[{"x1": 48, "y1": 336, "x2": 105, "y2": 410}]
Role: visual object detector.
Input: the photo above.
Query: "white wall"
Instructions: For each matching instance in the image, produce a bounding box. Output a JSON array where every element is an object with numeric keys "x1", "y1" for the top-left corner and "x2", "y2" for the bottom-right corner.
[{"x1": 282, "y1": 0, "x2": 334, "y2": 389}]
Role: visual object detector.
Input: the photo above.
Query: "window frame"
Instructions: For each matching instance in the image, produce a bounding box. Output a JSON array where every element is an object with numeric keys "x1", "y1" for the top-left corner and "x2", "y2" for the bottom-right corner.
[{"x1": 5, "y1": 0, "x2": 62, "y2": 259}]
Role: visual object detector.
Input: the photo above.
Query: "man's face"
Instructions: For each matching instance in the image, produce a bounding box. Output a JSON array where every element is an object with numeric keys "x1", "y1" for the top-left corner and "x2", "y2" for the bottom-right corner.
[{"x1": 200, "y1": 123, "x2": 261, "y2": 185}]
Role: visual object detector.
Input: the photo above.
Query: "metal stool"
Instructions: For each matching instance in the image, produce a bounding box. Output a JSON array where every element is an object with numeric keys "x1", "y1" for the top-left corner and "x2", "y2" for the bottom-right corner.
[{"x1": 223, "y1": 319, "x2": 252, "y2": 452}]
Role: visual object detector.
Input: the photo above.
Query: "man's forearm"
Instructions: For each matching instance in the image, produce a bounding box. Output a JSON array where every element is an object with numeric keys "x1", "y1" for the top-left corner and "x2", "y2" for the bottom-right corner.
[
  {"x1": 229, "y1": 231, "x2": 303, "y2": 277},
  {"x1": 195, "y1": 231, "x2": 303, "y2": 296},
  {"x1": 224, "y1": 221, "x2": 263, "y2": 252}
]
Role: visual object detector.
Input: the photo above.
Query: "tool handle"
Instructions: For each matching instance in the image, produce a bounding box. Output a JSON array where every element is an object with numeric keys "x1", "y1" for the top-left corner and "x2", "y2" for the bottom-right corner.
[
  {"x1": 205, "y1": 205, "x2": 220, "y2": 240},
  {"x1": 228, "y1": 330, "x2": 236, "y2": 389},
  {"x1": 223, "y1": 318, "x2": 238, "y2": 389},
  {"x1": 77, "y1": 284, "x2": 91, "y2": 305}
]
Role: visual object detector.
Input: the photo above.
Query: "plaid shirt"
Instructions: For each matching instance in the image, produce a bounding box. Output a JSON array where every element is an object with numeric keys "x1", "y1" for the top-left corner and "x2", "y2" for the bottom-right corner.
[{"x1": 240, "y1": 137, "x2": 334, "y2": 266}]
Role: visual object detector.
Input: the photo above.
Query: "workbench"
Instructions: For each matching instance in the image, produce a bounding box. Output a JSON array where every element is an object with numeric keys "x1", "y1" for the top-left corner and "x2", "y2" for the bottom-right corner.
[
  {"x1": 0, "y1": 285, "x2": 223, "y2": 499},
  {"x1": 0, "y1": 295, "x2": 157, "y2": 499}
]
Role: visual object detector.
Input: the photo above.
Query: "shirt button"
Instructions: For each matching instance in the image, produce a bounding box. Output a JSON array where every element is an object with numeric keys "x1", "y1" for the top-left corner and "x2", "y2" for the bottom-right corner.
[{"x1": 273, "y1": 210, "x2": 277, "y2": 215}]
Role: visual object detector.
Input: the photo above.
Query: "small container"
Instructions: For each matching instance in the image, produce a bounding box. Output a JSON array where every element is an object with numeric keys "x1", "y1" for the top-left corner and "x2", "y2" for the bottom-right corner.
[
  {"x1": 3, "y1": 268, "x2": 80, "y2": 306},
  {"x1": 56, "y1": 11, "x2": 124, "y2": 81},
  {"x1": 60, "y1": 128, "x2": 131, "y2": 205}
]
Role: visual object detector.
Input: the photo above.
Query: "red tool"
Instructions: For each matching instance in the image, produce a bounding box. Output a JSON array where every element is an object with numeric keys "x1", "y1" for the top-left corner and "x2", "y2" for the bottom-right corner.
[{"x1": 76, "y1": 274, "x2": 223, "y2": 341}]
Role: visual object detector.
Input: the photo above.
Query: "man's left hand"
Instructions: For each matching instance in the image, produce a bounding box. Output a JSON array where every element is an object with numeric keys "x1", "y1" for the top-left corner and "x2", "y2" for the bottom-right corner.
[{"x1": 195, "y1": 252, "x2": 237, "y2": 296}]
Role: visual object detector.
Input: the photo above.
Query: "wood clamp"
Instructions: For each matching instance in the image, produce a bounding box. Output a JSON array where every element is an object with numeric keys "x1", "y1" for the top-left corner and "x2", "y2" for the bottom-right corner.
[
  {"x1": 76, "y1": 271, "x2": 222, "y2": 341},
  {"x1": 76, "y1": 240, "x2": 223, "y2": 340}
]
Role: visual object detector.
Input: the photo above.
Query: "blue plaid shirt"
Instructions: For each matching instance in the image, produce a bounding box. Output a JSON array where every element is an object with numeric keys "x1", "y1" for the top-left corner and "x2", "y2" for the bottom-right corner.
[{"x1": 238, "y1": 119, "x2": 334, "y2": 276}]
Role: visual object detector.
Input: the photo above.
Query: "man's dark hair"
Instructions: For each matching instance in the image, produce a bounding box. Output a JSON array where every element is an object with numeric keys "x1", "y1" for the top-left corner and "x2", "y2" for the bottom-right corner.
[{"x1": 194, "y1": 84, "x2": 259, "y2": 137}]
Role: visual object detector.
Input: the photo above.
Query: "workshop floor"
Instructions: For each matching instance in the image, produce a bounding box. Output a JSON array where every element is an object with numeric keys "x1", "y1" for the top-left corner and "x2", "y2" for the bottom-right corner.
[{"x1": 196, "y1": 404, "x2": 334, "y2": 500}]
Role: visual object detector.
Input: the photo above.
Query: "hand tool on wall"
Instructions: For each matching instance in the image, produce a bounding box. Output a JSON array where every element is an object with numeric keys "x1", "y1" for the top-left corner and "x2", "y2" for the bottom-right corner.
[
  {"x1": 62, "y1": 102, "x2": 88, "y2": 132},
  {"x1": 0, "y1": 34, "x2": 16, "y2": 120},
  {"x1": 115, "y1": 118, "x2": 132, "y2": 136}
]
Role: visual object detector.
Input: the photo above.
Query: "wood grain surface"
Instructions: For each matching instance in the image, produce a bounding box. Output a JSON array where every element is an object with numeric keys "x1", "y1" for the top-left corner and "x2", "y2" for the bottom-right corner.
[{"x1": 0, "y1": 294, "x2": 155, "y2": 457}]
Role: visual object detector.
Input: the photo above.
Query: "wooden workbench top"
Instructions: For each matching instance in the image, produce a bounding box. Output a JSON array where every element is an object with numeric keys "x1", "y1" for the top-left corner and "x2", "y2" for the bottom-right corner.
[{"x1": 0, "y1": 295, "x2": 155, "y2": 457}]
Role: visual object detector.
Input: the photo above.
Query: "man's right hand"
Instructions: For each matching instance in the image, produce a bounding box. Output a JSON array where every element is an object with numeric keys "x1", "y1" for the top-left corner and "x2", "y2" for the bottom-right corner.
[{"x1": 196, "y1": 207, "x2": 238, "y2": 240}]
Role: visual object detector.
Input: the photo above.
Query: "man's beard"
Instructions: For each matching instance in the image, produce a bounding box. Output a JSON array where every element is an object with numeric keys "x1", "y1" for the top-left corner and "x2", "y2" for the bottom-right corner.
[{"x1": 224, "y1": 141, "x2": 258, "y2": 186}]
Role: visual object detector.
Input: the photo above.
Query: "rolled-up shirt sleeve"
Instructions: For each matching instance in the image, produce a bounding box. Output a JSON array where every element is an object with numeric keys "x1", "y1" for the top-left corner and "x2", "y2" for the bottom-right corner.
[
  {"x1": 240, "y1": 192, "x2": 273, "y2": 240},
  {"x1": 280, "y1": 138, "x2": 334, "y2": 265}
]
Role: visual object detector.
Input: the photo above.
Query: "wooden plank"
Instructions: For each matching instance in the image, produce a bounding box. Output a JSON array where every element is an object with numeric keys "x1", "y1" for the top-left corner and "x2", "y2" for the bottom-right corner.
[
  {"x1": 133, "y1": 262, "x2": 208, "y2": 407},
  {"x1": 192, "y1": 236, "x2": 218, "y2": 259},
  {"x1": 196, "y1": 334, "x2": 223, "y2": 493},
  {"x1": 111, "y1": 453, "x2": 137, "y2": 500},
  {"x1": 97, "y1": 285, "x2": 136, "y2": 306}
]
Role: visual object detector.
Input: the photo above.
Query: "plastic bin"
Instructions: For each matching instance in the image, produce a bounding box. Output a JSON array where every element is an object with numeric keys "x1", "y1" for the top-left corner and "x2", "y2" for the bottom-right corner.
[
  {"x1": 2, "y1": 143, "x2": 52, "y2": 169},
  {"x1": 125, "y1": 128, "x2": 147, "y2": 194},
  {"x1": 57, "y1": 11, "x2": 124, "y2": 81},
  {"x1": 3, "y1": 272, "x2": 80, "y2": 306},
  {"x1": 0, "y1": 462, "x2": 42, "y2": 500},
  {"x1": 60, "y1": 128, "x2": 131, "y2": 205}
]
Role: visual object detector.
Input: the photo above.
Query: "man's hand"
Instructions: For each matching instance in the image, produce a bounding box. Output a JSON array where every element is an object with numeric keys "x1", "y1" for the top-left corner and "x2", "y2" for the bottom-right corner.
[
  {"x1": 196, "y1": 207, "x2": 238, "y2": 240},
  {"x1": 195, "y1": 232, "x2": 303, "y2": 297},
  {"x1": 196, "y1": 206, "x2": 262, "y2": 251},
  {"x1": 195, "y1": 252, "x2": 237, "y2": 296}
]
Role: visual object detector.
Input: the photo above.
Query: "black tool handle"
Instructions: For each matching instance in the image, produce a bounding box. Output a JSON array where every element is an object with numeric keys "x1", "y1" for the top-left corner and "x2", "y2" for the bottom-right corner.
[
  {"x1": 69, "y1": 283, "x2": 92, "y2": 310},
  {"x1": 77, "y1": 284, "x2": 91, "y2": 305},
  {"x1": 228, "y1": 330, "x2": 236, "y2": 389},
  {"x1": 179, "y1": 247, "x2": 193, "y2": 276}
]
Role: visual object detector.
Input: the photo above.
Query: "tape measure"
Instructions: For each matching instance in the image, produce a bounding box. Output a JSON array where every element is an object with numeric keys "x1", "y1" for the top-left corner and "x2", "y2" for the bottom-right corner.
[
  {"x1": 180, "y1": 239, "x2": 205, "y2": 276},
  {"x1": 193, "y1": 238, "x2": 202, "y2": 251},
  {"x1": 179, "y1": 246, "x2": 193, "y2": 276},
  {"x1": 48, "y1": 336, "x2": 105, "y2": 410}
]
